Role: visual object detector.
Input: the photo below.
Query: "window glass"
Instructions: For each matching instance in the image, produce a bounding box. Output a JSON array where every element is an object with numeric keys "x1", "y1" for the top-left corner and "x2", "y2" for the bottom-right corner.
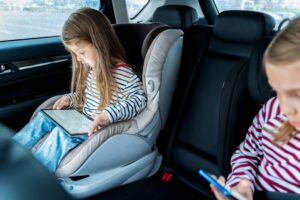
[
  {"x1": 214, "y1": 0, "x2": 300, "y2": 30},
  {"x1": 0, "y1": 0, "x2": 100, "y2": 41},
  {"x1": 125, "y1": 0, "x2": 149, "y2": 19}
]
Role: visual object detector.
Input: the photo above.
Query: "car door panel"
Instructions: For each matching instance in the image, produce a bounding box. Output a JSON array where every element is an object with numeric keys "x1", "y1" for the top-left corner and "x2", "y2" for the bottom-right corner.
[{"x1": 0, "y1": 37, "x2": 71, "y2": 130}]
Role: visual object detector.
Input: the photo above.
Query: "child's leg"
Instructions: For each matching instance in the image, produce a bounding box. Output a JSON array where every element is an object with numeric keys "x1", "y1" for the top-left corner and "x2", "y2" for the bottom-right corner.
[
  {"x1": 34, "y1": 127, "x2": 88, "y2": 172},
  {"x1": 13, "y1": 112, "x2": 55, "y2": 149}
]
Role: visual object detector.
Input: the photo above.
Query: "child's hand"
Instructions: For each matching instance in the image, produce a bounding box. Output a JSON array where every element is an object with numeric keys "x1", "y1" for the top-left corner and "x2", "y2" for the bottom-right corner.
[
  {"x1": 211, "y1": 176, "x2": 253, "y2": 200},
  {"x1": 88, "y1": 112, "x2": 110, "y2": 136},
  {"x1": 53, "y1": 96, "x2": 71, "y2": 109}
]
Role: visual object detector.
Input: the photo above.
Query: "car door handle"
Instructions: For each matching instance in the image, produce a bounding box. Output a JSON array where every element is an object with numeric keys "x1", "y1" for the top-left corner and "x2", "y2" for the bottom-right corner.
[{"x1": 0, "y1": 64, "x2": 18, "y2": 75}]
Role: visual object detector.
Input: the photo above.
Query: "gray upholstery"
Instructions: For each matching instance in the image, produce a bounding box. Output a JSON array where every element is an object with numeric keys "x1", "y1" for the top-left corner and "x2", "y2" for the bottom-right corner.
[
  {"x1": 31, "y1": 95, "x2": 62, "y2": 120},
  {"x1": 30, "y1": 28, "x2": 184, "y2": 198}
]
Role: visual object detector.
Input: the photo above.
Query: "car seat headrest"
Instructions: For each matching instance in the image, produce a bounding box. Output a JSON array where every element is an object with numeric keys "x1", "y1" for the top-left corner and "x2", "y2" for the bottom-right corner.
[
  {"x1": 152, "y1": 5, "x2": 198, "y2": 30},
  {"x1": 209, "y1": 10, "x2": 276, "y2": 57},
  {"x1": 213, "y1": 10, "x2": 275, "y2": 43},
  {"x1": 141, "y1": 25, "x2": 170, "y2": 59}
]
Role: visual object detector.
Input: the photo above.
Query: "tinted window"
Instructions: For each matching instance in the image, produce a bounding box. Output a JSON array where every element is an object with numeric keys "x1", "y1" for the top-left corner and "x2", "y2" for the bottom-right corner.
[
  {"x1": 0, "y1": 0, "x2": 100, "y2": 41},
  {"x1": 125, "y1": 0, "x2": 149, "y2": 19},
  {"x1": 214, "y1": 0, "x2": 300, "y2": 30}
]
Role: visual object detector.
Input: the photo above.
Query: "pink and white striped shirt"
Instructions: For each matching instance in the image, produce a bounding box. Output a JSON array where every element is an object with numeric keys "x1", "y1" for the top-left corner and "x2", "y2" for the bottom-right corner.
[{"x1": 226, "y1": 97, "x2": 300, "y2": 194}]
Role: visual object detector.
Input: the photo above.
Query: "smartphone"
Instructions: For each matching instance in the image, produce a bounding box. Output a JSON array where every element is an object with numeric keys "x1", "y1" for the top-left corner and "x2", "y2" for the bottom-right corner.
[{"x1": 198, "y1": 169, "x2": 247, "y2": 200}]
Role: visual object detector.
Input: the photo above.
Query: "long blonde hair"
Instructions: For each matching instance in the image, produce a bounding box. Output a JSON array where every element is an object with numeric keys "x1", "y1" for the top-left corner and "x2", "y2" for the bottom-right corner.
[
  {"x1": 62, "y1": 8, "x2": 127, "y2": 110},
  {"x1": 263, "y1": 18, "x2": 300, "y2": 143}
]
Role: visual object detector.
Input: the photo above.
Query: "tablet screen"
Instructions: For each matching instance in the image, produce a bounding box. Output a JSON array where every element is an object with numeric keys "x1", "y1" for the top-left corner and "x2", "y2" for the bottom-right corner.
[{"x1": 42, "y1": 109, "x2": 92, "y2": 135}]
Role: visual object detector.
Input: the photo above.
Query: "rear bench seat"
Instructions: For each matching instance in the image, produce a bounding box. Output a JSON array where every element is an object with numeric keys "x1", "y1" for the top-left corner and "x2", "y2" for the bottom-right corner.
[{"x1": 162, "y1": 10, "x2": 275, "y2": 198}]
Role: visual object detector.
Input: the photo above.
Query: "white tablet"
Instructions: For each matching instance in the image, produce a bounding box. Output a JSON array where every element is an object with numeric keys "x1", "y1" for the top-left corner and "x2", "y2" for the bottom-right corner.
[{"x1": 41, "y1": 109, "x2": 92, "y2": 135}]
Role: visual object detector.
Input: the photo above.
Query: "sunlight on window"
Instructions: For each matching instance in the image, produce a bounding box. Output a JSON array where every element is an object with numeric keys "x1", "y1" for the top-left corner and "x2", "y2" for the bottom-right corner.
[
  {"x1": 0, "y1": 0, "x2": 100, "y2": 41},
  {"x1": 214, "y1": 0, "x2": 300, "y2": 30},
  {"x1": 126, "y1": 0, "x2": 149, "y2": 19}
]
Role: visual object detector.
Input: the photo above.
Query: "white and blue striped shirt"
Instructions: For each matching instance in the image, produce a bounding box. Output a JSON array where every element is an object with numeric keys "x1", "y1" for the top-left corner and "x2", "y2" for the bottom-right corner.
[{"x1": 71, "y1": 66, "x2": 147, "y2": 123}]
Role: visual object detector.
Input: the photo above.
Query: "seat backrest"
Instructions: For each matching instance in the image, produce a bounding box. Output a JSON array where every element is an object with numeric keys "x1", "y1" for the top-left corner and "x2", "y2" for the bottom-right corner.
[
  {"x1": 163, "y1": 10, "x2": 275, "y2": 197},
  {"x1": 152, "y1": 5, "x2": 199, "y2": 30},
  {"x1": 141, "y1": 28, "x2": 184, "y2": 136}
]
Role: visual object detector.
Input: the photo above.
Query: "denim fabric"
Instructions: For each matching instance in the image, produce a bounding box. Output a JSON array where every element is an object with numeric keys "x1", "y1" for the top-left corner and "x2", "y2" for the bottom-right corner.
[{"x1": 13, "y1": 112, "x2": 88, "y2": 172}]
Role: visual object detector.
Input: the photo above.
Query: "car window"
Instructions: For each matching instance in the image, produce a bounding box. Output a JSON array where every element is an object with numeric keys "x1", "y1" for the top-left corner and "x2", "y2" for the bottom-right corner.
[
  {"x1": 0, "y1": 0, "x2": 100, "y2": 42},
  {"x1": 125, "y1": 0, "x2": 149, "y2": 19},
  {"x1": 214, "y1": 0, "x2": 300, "y2": 30}
]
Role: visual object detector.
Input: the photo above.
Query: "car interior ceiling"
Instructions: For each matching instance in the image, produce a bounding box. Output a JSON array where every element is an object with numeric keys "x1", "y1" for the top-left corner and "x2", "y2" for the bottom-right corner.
[{"x1": 1, "y1": 1, "x2": 300, "y2": 200}]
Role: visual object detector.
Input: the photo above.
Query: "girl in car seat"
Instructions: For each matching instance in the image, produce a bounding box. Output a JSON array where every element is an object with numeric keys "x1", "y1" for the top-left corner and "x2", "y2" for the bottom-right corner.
[
  {"x1": 13, "y1": 7, "x2": 147, "y2": 172},
  {"x1": 212, "y1": 17, "x2": 300, "y2": 200}
]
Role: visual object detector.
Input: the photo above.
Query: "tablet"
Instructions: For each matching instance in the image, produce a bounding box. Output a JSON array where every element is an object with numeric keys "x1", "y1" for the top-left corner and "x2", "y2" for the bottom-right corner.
[
  {"x1": 199, "y1": 169, "x2": 248, "y2": 200},
  {"x1": 41, "y1": 109, "x2": 92, "y2": 135}
]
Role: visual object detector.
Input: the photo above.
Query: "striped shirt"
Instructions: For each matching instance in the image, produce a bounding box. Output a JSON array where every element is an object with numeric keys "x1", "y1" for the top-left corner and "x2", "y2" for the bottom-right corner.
[
  {"x1": 70, "y1": 65, "x2": 147, "y2": 123},
  {"x1": 226, "y1": 97, "x2": 300, "y2": 194}
]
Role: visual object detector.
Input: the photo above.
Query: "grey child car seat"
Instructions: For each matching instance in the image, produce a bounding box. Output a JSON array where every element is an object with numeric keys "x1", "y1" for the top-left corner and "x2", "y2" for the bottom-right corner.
[{"x1": 30, "y1": 25, "x2": 184, "y2": 198}]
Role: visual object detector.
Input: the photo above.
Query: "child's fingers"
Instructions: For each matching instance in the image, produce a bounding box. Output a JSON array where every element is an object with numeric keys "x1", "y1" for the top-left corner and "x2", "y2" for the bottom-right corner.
[
  {"x1": 89, "y1": 113, "x2": 99, "y2": 136},
  {"x1": 88, "y1": 127, "x2": 95, "y2": 136},
  {"x1": 53, "y1": 99, "x2": 65, "y2": 109},
  {"x1": 211, "y1": 175, "x2": 226, "y2": 185},
  {"x1": 88, "y1": 122, "x2": 96, "y2": 136},
  {"x1": 88, "y1": 121, "x2": 101, "y2": 136},
  {"x1": 55, "y1": 103, "x2": 63, "y2": 110},
  {"x1": 53, "y1": 100, "x2": 60, "y2": 109},
  {"x1": 209, "y1": 176, "x2": 229, "y2": 200},
  {"x1": 211, "y1": 184, "x2": 229, "y2": 200},
  {"x1": 218, "y1": 176, "x2": 226, "y2": 185},
  {"x1": 53, "y1": 96, "x2": 70, "y2": 110},
  {"x1": 211, "y1": 175, "x2": 225, "y2": 185},
  {"x1": 211, "y1": 174, "x2": 217, "y2": 179},
  {"x1": 88, "y1": 127, "x2": 101, "y2": 136}
]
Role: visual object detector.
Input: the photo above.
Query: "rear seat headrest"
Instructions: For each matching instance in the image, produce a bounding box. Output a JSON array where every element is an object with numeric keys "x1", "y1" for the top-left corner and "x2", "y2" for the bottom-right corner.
[
  {"x1": 213, "y1": 10, "x2": 275, "y2": 43},
  {"x1": 152, "y1": 5, "x2": 198, "y2": 30},
  {"x1": 209, "y1": 10, "x2": 276, "y2": 57},
  {"x1": 141, "y1": 26, "x2": 170, "y2": 59}
]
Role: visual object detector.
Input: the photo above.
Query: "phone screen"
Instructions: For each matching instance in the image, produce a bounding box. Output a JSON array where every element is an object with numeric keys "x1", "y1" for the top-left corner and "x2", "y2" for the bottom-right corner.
[
  {"x1": 198, "y1": 169, "x2": 248, "y2": 200},
  {"x1": 199, "y1": 169, "x2": 232, "y2": 196}
]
